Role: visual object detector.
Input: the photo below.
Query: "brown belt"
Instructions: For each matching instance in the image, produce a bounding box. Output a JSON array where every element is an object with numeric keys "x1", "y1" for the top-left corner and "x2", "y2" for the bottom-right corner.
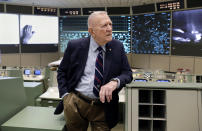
[{"x1": 73, "y1": 91, "x2": 102, "y2": 105}]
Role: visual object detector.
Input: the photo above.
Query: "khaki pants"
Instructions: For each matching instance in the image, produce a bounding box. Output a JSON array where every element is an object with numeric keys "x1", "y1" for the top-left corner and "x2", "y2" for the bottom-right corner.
[{"x1": 63, "y1": 93, "x2": 110, "y2": 131}]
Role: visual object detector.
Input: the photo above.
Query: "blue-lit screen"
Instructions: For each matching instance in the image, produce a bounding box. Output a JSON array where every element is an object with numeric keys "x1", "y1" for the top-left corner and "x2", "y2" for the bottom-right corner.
[
  {"x1": 132, "y1": 12, "x2": 171, "y2": 54},
  {"x1": 34, "y1": 70, "x2": 41, "y2": 75},
  {"x1": 172, "y1": 9, "x2": 202, "y2": 56},
  {"x1": 59, "y1": 15, "x2": 131, "y2": 53},
  {"x1": 110, "y1": 16, "x2": 131, "y2": 53},
  {"x1": 24, "y1": 69, "x2": 31, "y2": 75}
]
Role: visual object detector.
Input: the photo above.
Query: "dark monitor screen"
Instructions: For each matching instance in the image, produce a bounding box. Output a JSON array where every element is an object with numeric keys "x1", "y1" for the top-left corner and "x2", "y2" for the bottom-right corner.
[
  {"x1": 172, "y1": 9, "x2": 202, "y2": 56},
  {"x1": 24, "y1": 69, "x2": 31, "y2": 75},
  {"x1": 34, "y1": 70, "x2": 41, "y2": 75},
  {"x1": 0, "y1": 4, "x2": 4, "y2": 12},
  {"x1": 107, "y1": 7, "x2": 130, "y2": 15},
  {"x1": 6, "y1": 5, "x2": 32, "y2": 14},
  {"x1": 132, "y1": 4, "x2": 155, "y2": 14},
  {"x1": 132, "y1": 12, "x2": 171, "y2": 55},
  {"x1": 187, "y1": 0, "x2": 202, "y2": 8}
]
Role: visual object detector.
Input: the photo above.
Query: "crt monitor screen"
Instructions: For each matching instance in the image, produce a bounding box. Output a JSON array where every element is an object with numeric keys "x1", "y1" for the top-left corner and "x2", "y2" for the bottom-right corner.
[
  {"x1": 0, "y1": 13, "x2": 19, "y2": 44},
  {"x1": 24, "y1": 69, "x2": 31, "y2": 75},
  {"x1": 20, "y1": 15, "x2": 58, "y2": 44},
  {"x1": 34, "y1": 70, "x2": 41, "y2": 75}
]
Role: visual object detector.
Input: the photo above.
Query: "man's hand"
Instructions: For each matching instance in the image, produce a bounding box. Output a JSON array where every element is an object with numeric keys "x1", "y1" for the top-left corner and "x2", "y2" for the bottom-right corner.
[
  {"x1": 21, "y1": 25, "x2": 35, "y2": 44},
  {"x1": 99, "y1": 81, "x2": 118, "y2": 103}
]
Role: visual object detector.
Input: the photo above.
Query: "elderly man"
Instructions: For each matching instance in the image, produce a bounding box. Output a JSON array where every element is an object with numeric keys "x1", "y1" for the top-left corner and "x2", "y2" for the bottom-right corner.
[{"x1": 56, "y1": 11, "x2": 132, "y2": 131}]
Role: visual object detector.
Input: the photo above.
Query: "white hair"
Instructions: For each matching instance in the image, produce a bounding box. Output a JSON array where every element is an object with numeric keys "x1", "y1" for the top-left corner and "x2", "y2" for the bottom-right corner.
[{"x1": 87, "y1": 11, "x2": 108, "y2": 28}]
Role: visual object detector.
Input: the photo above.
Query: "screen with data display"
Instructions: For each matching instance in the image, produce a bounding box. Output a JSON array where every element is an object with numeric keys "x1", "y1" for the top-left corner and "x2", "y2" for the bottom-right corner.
[
  {"x1": 132, "y1": 12, "x2": 171, "y2": 55},
  {"x1": 59, "y1": 16, "x2": 89, "y2": 53},
  {"x1": 59, "y1": 15, "x2": 131, "y2": 53},
  {"x1": 110, "y1": 16, "x2": 131, "y2": 53},
  {"x1": 172, "y1": 9, "x2": 202, "y2": 56}
]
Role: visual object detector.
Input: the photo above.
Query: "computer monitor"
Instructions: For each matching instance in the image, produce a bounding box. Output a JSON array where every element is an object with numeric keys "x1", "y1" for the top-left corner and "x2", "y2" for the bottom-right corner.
[
  {"x1": 34, "y1": 69, "x2": 41, "y2": 75},
  {"x1": 24, "y1": 69, "x2": 31, "y2": 75},
  {"x1": 156, "y1": 79, "x2": 170, "y2": 82},
  {"x1": 134, "y1": 79, "x2": 148, "y2": 82}
]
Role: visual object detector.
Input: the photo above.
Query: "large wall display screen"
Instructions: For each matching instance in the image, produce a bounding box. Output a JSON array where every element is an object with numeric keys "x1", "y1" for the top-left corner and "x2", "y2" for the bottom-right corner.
[
  {"x1": 0, "y1": 13, "x2": 19, "y2": 53},
  {"x1": 20, "y1": 15, "x2": 58, "y2": 53},
  {"x1": 0, "y1": 4, "x2": 4, "y2": 12},
  {"x1": 132, "y1": 12, "x2": 171, "y2": 55},
  {"x1": 59, "y1": 16, "x2": 89, "y2": 53},
  {"x1": 110, "y1": 16, "x2": 131, "y2": 53},
  {"x1": 59, "y1": 15, "x2": 131, "y2": 53},
  {"x1": 172, "y1": 9, "x2": 202, "y2": 56}
]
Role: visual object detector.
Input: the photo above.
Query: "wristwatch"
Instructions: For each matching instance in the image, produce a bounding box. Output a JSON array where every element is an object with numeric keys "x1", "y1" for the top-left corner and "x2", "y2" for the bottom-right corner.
[
  {"x1": 110, "y1": 78, "x2": 119, "y2": 82},
  {"x1": 110, "y1": 78, "x2": 119, "y2": 89}
]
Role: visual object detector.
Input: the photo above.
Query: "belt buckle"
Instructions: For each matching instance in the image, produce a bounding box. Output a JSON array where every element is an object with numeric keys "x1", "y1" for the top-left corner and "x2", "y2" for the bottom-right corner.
[{"x1": 91, "y1": 100, "x2": 95, "y2": 105}]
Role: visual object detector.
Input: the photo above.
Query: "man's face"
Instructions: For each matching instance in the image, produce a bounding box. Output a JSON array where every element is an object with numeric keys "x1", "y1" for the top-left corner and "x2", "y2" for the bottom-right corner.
[{"x1": 91, "y1": 14, "x2": 112, "y2": 46}]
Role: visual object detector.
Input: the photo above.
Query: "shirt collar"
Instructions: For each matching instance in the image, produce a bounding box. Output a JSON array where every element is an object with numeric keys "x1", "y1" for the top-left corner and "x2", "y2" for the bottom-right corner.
[{"x1": 90, "y1": 36, "x2": 106, "y2": 52}]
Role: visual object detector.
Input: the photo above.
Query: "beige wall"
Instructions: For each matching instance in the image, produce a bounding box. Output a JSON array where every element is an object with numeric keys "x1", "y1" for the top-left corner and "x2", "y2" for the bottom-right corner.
[
  {"x1": 0, "y1": 52, "x2": 60, "y2": 67},
  {"x1": 1, "y1": 52, "x2": 202, "y2": 75},
  {"x1": 128, "y1": 54, "x2": 202, "y2": 75}
]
